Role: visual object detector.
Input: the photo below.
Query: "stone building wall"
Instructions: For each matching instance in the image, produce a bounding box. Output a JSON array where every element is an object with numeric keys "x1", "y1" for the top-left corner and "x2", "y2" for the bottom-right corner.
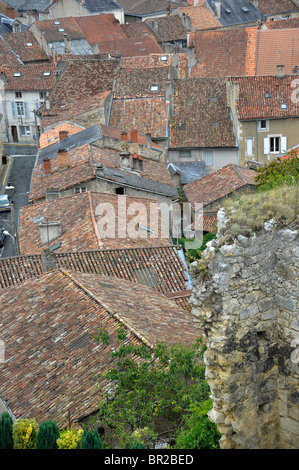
[{"x1": 190, "y1": 209, "x2": 299, "y2": 449}]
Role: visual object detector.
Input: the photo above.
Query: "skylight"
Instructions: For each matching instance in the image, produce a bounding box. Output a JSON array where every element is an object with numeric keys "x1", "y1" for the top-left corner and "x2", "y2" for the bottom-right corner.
[
  {"x1": 13, "y1": 72, "x2": 21, "y2": 77},
  {"x1": 281, "y1": 103, "x2": 287, "y2": 109},
  {"x1": 150, "y1": 85, "x2": 159, "y2": 91},
  {"x1": 54, "y1": 21, "x2": 60, "y2": 24},
  {"x1": 26, "y1": 42, "x2": 33, "y2": 47},
  {"x1": 58, "y1": 28, "x2": 65, "y2": 32},
  {"x1": 241, "y1": 7, "x2": 249, "y2": 13},
  {"x1": 43, "y1": 71, "x2": 51, "y2": 76}
]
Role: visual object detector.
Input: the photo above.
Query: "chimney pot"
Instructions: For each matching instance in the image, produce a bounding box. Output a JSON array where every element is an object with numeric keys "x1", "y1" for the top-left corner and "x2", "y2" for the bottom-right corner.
[{"x1": 121, "y1": 131, "x2": 128, "y2": 141}]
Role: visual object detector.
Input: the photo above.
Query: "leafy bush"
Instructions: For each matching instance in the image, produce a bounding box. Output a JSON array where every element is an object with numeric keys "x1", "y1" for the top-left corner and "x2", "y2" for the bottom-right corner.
[
  {"x1": 255, "y1": 151, "x2": 299, "y2": 191},
  {"x1": 174, "y1": 400, "x2": 221, "y2": 449},
  {"x1": 13, "y1": 418, "x2": 39, "y2": 449},
  {"x1": 0, "y1": 412, "x2": 13, "y2": 449},
  {"x1": 36, "y1": 420, "x2": 60, "y2": 449},
  {"x1": 56, "y1": 428, "x2": 83, "y2": 449},
  {"x1": 179, "y1": 231, "x2": 217, "y2": 263}
]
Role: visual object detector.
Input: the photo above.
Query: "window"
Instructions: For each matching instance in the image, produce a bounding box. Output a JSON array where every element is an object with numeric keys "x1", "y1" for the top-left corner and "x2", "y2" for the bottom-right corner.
[
  {"x1": 259, "y1": 120, "x2": 267, "y2": 130},
  {"x1": 74, "y1": 187, "x2": 87, "y2": 194},
  {"x1": 16, "y1": 101, "x2": 25, "y2": 116},
  {"x1": 270, "y1": 137, "x2": 280, "y2": 153},
  {"x1": 14, "y1": 72, "x2": 21, "y2": 77},
  {"x1": 26, "y1": 42, "x2": 33, "y2": 47},
  {"x1": 15, "y1": 91, "x2": 22, "y2": 99},
  {"x1": 115, "y1": 187, "x2": 125, "y2": 195},
  {"x1": 43, "y1": 71, "x2": 51, "y2": 76},
  {"x1": 20, "y1": 125, "x2": 30, "y2": 136},
  {"x1": 246, "y1": 138, "x2": 253, "y2": 156},
  {"x1": 179, "y1": 150, "x2": 191, "y2": 159},
  {"x1": 150, "y1": 85, "x2": 159, "y2": 91},
  {"x1": 11, "y1": 101, "x2": 28, "y2": 118},
  {"x1": 204, "y1": 150, "x2": 214, "y2": 166},
  {"x1": 40, "y1": 91, "x2": 47, "y2": 100}
]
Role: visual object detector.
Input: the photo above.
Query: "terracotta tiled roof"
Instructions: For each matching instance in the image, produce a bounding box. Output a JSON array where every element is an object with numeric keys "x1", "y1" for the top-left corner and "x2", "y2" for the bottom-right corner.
[
  {"x1": 184, "y1": 164, "x2": 257, "y2": 208},
  {"x1": 29, "y1": 16, "x2": 86, "y2": 43},
  {"x1": 230, "y1": 75, "x2": 299, "y2": 120},
  {"x1": 256, "y1": 29, "x2": 299, "y2": 76},
  {"x1": 1, "y1": 63, "x2": 57, "y2": 90},
  {"x1": 249, "y1": 0, "x2": 299, "y2": 15},
  {"x1": 39, "y1": 122, "x2": 85, "y2": 148},
  {"x1": 147, "y1": 14, "x2": 188, "y2": 42},
  {"x1": 0, "y1": 35, "x2": 23, "y2": 66},
  {"x1": 265, "y1": 18, "x2": 299, "y2": 29},
  {"x1": 74, "y1": 13, "x2": 126, "y2": 45},
  {"x1": 98, "y1": 35, "x2": 163, "y2": 57},
  {"x1": 169, "y1": 77, "x2": 237, "y2": 149},
  {"x1": 121, "y1": 20, "x2": 156, "y2": 40},
  {"x1": 0, "y1": 270, "x2": 197, "y2": 426},
  {"x1": 110, "y1": 66, "x2": 170, "y2": 138},
  {"x1": 0, "y1": 244, "x2": 189, "y2": 295},
  {"x1": 19, "y1": 191, "x2": 171, "y2": 254},
  {"x1": 121, "y1": 0, "x2": 189, "y2": 15},
  {"x1": 176, "y1": 4, "x2": 221, "y2": 30},
  {"x1": 2, "y1": 31, "x2": 49, "y2": 63},
  {"x1": 40, "y1": 90, "x2": 111, "y2": 126},
  {"x1": 45, "y1": 58, "x2": 120, "y2": 109},
  {"x1": 190, "y1": 27, "x2": 259, "y2": 77},
  {"x1": 120, "y1": 52, "x2": 189, "y2": 79}
]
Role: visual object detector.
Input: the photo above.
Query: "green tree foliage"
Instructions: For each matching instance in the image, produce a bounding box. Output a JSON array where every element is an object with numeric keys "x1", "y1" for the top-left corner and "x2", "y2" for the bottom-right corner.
[
  {"x1": 0, "y1": 412, "x2": 14, "y2": 449},
  {"x1": 56, "y1": 428, "x2": 83, "y2": 449},
  {"x1": 95, "y1": 332, "x2": 217, "y2": 449},
  {"x1": 80, "y1": 428, "x2": 103, "y2": 449},
  {"x1": 36, "y1": 420, "x2": 60, "y2": 449},
  {"x1": 179, "y1": 231, "x2": 217, "y2": 264},
  {"x1": 255, "y1": 151, "x2": 299, "y2": 191},
  {"x1": 12, "y1": 418, "x2": 39, "y2": 449},
  {"x1": 174, "y1": 400, "x2": 221, "y2": 449}
]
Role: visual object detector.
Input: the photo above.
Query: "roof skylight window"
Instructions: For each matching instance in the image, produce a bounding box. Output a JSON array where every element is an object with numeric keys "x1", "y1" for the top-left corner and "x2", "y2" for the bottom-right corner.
[
  {"x1": 281, "y1": 103, "x2": 287, "y2": 109},
  {"x1": 43, "y1": 71, "x2": 51, "y2": 76},
  {"x1": 54, "y1": 21, "x2": 60, "y2": 24},
  {"x1": 14, "y1": 72, "x2": 21, "y2": 77},
  {"x1": 160, "y1": 55, "x2": 168, "y2": 61},
  {"x1": 225, "y1": 8, "x2": 231, "y2": 13},
  {"x1": 58, "y1": 28, "x2": 65, "y2": 32},
  {"x1": 26, "y1": 42, "x2": 33, "y2": 46},
  {"x1": 241, "y1": 7, "x2": 249, "y2": 12},
  {"x1": 265, "y1": 93, "x2": 270, "y2": 99},
  {"x1": 150, "y1": 85, "x2": 159, "y2": 91}
]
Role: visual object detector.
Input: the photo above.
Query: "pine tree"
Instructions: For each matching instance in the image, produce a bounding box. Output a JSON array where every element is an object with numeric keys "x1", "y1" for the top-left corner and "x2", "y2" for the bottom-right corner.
[
  {"x1": 36, "y1": 420, "x2": 60, "y2": 449},
  {"x1": 0, "y1": 412, "x2": 14, "y2": 449},
  {"x1": 80, "y1": 428, "x2": 103, "y2": 449}
]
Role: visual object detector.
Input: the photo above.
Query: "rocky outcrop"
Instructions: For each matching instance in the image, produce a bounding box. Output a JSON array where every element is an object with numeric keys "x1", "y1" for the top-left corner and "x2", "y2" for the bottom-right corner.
[{"x1": 190, "y1": 208, "x2": 299, "y2": 449}]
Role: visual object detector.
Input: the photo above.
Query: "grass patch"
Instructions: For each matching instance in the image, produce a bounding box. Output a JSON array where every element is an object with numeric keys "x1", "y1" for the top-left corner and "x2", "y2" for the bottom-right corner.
[{"x1": 220, "y1": 184, "x2": 299, "y2": 238}]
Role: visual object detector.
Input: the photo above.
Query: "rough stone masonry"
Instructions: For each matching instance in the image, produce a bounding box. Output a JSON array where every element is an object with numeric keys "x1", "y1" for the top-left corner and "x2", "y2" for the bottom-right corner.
[{"x1": 190, "y1": 209, "x2": 299, "y2": 449}]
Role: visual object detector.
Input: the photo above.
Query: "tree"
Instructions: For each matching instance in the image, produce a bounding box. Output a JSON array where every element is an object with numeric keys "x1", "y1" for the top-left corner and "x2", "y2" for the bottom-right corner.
[
  {"x1": 36, "y1": 420, "x2": 60, "y2": 449},
  {"x1": 0, "y1": 412, "x2": 13, "y2": 449},
  {"x1": 13, "y1": 418, "x2": 39, "y2": 449},
  {"x1": 94, "y1": 331, "x2": 213, "y2": 449},
  {"x1": 80, "y1": 428, "x2": 103, "y2": 449}
]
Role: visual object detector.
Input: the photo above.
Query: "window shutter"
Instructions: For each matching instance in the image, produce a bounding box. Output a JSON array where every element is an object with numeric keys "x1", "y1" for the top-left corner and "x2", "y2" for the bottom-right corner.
[
  {"x1": 263, "y1": 137, "x2": 270, "y2": 155},
  {"x1": 35, "y1": 101, "x2": 40, "y2": 111},
  {"x1": 246, "y1": 138, "x2": 253, "y2": 156},
  {"x1": 281, "y1": 136, "x2": 287, "y2": 153},
  {"x1": 11, "y1": 102, "x2": 16, "y2": 117},
  {"x1": 23, "y1": 101, "x2": 29, "y2": 117}
]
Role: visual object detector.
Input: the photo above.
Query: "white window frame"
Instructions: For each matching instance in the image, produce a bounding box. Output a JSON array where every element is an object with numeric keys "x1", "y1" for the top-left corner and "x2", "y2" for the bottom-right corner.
[
  {"x1": 245, "y1": 137, "x2": 254, "y2": 156},
  {"x1": 19, "y1": 125, "x2": 30, "y2": 136},
  {"x1": 258, "y1": 120, "x2": 268, "y2": 131},
  {"x1": 204, "y1": 150, "x2": 214, "y2": 166},
  {"x1": 264, "y1": 135, "x2": 287, "y2": 154},
  {"x1": 74, "y1": 186, "x2": 87, "y2": 194}
]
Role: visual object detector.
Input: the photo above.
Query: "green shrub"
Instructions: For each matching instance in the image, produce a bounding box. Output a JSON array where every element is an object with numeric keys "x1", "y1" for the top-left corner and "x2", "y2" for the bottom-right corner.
[
  {"x1": 174, "y1": 399, "x2": 221, "y2": 449},
  {"x1": 13, "y1": 418, "x2": 39, "y2": 449},
  {"x1": 36, "y1": 420, "x2": 60, "y2": 449},
  {"x1": 80, "y1": 428, "x2": 103, "y2": 449},
  {"x1": 0, "y1": 412, "x2": 14, "y2": 449},
  {"x1": 56, "y1": 428, "x2": 83, "y2": 449}
]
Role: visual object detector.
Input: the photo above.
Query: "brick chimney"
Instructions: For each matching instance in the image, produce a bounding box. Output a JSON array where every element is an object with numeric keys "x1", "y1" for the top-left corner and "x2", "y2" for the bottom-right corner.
[
  {"x1": 130, "y1": 129, "x2": 138, "y2": 144},
  {"x1": 43, "y1": 158, "x2": 51, "y2": 175},
  {"x1": 121, "y1": 131, "x2": 128, "y2": 141},
  {"x1": 5, "y1": 6, "x2": 15, "y2": 18},
  {"x1": 145, "y1": 129, "x2": 152, "y2": 150},
  {"x1": 57, "y1": 148, "x2": 68, "y2": 168},
  {"x1": 59, "y1": 130, "x2": 69, "y2": 141}
]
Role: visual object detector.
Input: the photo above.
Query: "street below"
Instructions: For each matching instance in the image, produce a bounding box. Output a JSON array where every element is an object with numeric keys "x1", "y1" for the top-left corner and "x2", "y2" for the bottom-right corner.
[{"x1": 0, "y1": 144, "x2": 37, "y2": 258}]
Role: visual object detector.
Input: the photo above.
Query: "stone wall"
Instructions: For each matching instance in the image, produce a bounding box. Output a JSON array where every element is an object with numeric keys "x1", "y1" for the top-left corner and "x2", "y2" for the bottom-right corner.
[{"x1": 190, "y1": 209, "x2": 299, "y2": 449}]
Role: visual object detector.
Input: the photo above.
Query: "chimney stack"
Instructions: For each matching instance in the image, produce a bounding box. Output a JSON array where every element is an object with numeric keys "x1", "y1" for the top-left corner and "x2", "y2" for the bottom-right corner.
[
  {"x1": 57, "y1": 148, "x2": 68, "y2": 168},
  {"x1": 41, "y1": 248, "x2": 57, "y2": 272},
  {"x1": 121, "y1": 131, "x2": 128, "y2": 141},
  {"x1": 145, "y1": 129, "x2": 151, "y2": 150},
  {"x1": 214, "y1": 1, "x2": 221, "y2": 18},
  {"x1": 43, "y1": 158, "x2": 51, "y2": 175},
  {"x1": 277, "y1": 64, "x2": 284, "y2": 77},
  {"x1": 59, "y1": 130, "x2": 69, "y2": 141},
  {"x1": 132, "y1": 153, "x2": 143, "y2": 171},
  {"x1": 130, "y1": 129, "x2": 138, "y2": 144},
  {"x1": 119, "y1": 152, "x2": 131, "y2": 169}
]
